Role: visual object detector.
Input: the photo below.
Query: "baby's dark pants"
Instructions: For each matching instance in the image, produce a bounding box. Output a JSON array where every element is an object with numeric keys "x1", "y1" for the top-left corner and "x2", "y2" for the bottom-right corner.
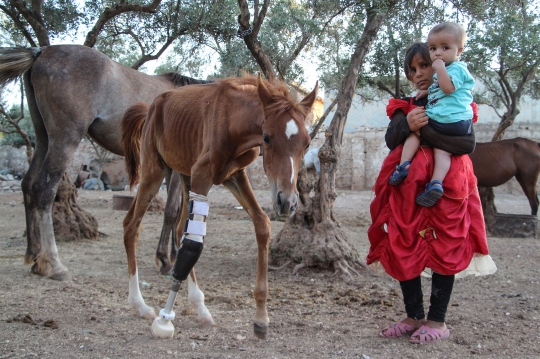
[{"x1": 399, "y1": 273, "x2": 455, "y2": 323}]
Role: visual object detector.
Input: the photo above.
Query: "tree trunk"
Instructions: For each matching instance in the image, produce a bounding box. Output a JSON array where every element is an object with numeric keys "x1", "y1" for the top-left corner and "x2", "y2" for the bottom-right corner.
[
  {"x1": 491, "y1": 111, "x2": 519, "y2": 142},
  {"x1": 52, "y1": 173, "x2": 98, "y2": 241},
  {"x1": 478, "y1": 186, "x2": 497, "y2": 233},
  {"x1": 271, "y1": 4, "x2": 395, "y2": 281},
  {"x1": 237, "y1": 0, "x2": 277, "y2": 80}
]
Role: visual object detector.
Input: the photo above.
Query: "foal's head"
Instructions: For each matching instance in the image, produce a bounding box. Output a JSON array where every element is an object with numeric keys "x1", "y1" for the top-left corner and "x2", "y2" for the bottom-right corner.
[{"x1": 257, "y1": 74, "x2": 318, "y2": 217}]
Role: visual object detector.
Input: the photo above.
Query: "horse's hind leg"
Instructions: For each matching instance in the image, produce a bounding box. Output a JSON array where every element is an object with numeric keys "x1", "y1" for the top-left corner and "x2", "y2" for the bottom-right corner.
[
  {"x1": 516, "y1": 173, "x2": 540, "y2": 216},
  {"x1": 29, "y1": 142, "x2": 84, "y2": 281},
  {"x1": 23, "y1": 91, "x2": 87, "y2": 280},
  {"x1": 21, "y1": 126, "x2": 47, "y2": 272},
  {"x1": 155, "y1": 169, "x2": 182, "y2": 275},
  {"x1": 21, "y1": 73, "x2": 48, "y2": 271},
  {"x1": 124, "y1": 166, "x2": 166, "y2": 319}
]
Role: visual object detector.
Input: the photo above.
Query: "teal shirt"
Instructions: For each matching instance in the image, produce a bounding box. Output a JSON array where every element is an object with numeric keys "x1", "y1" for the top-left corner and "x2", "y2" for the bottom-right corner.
[{"x1": 425, "y1": 61, "x2": 474, "y2": 124}]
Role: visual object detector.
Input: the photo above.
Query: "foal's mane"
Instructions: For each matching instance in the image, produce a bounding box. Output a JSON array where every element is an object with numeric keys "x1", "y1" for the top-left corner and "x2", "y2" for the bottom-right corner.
[
  {"x1": 217, "y1": 75, "x2": 310, "y2": 118},
  {"x1": 160, "y1": 72, "x2": 213, "y2": 86}
]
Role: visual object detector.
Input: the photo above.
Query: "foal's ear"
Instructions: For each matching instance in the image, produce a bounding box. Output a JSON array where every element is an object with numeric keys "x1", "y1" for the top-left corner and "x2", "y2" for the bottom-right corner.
[
  {"x1": 299, "y1": 81, "x2": 319, "y2": 114},
  {"x1": 257, "y1": 73, "x2": 273, "y2": 107}
]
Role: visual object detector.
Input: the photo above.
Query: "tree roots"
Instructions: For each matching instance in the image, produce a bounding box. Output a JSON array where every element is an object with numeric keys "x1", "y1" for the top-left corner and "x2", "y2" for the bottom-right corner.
[
  {"x1": 52, "y1": 173, "x2": 98, "y2": 241},
  {"x1": 270, "y1": 219, "x2": 369, "y2": 282}
]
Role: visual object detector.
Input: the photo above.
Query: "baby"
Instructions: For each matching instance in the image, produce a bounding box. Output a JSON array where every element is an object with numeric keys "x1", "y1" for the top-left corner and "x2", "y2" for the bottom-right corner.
[{"x1": 389, "y1": 22, "x2": 475, "y2": 207}]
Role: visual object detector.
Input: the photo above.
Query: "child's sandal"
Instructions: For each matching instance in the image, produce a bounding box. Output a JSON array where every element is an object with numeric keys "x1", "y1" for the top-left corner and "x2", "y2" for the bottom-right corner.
[
  {"x1": 415, "y1": 180, "x2": 444, "y2": 207},
  {"x1": 389, "y1": 161, "x2": 411, "y2": 185}
]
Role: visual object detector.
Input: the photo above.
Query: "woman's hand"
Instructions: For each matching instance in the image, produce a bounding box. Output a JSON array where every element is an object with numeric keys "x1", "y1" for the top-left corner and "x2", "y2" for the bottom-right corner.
[{"x1": 406, "y1": 107, "x2": 429, "y2": 132}]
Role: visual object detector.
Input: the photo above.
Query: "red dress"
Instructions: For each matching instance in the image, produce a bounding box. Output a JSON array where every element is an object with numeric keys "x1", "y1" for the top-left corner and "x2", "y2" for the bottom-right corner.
[{"x1": 366, "y1": 99, "x2": 492, "y2": 282}]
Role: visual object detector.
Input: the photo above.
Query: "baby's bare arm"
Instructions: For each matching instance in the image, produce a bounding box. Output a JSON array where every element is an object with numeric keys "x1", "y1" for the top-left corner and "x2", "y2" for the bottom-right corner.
[{"x1": 433, "y1": 59, "x2": 455, "y2": 95}]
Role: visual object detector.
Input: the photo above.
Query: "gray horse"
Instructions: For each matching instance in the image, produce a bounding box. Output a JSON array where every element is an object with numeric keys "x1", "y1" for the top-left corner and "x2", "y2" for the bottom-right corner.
[{"x1": 0, "y1": 45, "x2": 206, "y2": 281}]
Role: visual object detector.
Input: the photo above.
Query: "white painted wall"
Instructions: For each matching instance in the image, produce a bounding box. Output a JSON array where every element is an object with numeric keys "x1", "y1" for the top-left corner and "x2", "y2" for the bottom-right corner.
[{"x1": 323, "y1": 91, "x2": 540, "y2": 132}]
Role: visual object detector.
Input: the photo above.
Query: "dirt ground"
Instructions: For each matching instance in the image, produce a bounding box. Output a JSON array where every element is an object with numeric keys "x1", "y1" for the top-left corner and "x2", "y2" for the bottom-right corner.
[{"x1": 1, "y1": 186, "x2": 539, "y2": 359}]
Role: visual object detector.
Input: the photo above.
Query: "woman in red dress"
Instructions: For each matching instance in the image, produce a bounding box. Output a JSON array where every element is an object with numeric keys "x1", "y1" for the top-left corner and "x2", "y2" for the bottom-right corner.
[{"x1": 367, "y1": 42, "x2": 496, "y2": 344}]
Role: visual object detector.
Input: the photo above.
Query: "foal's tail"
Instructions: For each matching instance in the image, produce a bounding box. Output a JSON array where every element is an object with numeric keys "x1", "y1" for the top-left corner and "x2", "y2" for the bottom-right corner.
[
  {"x1": 0, "y1": 47, "x2": 41, "y2": 84},
  {"x1": 121, "y1": 102, "x2": 150, "y2": 190}
]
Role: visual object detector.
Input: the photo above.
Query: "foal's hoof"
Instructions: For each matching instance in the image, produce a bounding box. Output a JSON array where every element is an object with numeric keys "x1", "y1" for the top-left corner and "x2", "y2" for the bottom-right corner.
[
  {"x1": 198, "y1": 316, "x2": 215, "y2": 328},
  {"x1": 142, "y1": 309, "x2": 157, "y2": 320},
  {"x1": 253, "y1": 322, "x2": 268, "y2": 340},
  {"x1": 48, "y1": 270, "x2": 72, "y2": 282}
]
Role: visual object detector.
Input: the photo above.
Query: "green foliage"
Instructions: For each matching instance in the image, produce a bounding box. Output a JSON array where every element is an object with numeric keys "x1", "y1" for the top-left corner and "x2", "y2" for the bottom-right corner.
[
  {"x1": 464, "y1": 2, "x2": 540, "y2": 110},
  {"x1": 212, "y1": 40, "x2": 258, "y2": 78},
  {"x1": 0, "y1": 0, "x2": 82, "y2": 46},
  {"x1": 0, "y1": 103, "x2": 35, "y2": 148},
  {"x1": 156, "y1": 0, "x2": 241, "y2": 78},
  {"x1": 0, "y1": 0, "x2": 538, "y2": 118},
  {"x1": 42, "y1": 0, "x2": 82, "y2": 38}
]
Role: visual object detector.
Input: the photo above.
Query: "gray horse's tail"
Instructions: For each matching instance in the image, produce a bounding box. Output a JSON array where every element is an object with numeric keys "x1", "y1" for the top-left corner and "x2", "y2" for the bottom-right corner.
[{"x1": 0, "y1": 47, "x2": 42, "y2": 85}]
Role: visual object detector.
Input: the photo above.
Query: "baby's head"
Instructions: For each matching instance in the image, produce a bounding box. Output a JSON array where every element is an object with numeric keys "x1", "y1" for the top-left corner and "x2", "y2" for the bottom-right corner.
[{"x1": 427, "y1": 22, "x2": 466, "y2": 65}]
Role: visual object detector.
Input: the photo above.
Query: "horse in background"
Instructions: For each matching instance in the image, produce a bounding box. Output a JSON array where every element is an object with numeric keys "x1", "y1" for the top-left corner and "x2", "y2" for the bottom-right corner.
[
  {"x1": 470, "y1": 137, "x2": 540, "y2": 215},
  {"x1": 0, "y1": 45, "x2": 208, "y2": 281},
  {"x1": 304, "y1": 147, "x2": 321, "y2": 173},
  {"x1": 121, "y1": 74, "x2": 317, "y2": 339}
]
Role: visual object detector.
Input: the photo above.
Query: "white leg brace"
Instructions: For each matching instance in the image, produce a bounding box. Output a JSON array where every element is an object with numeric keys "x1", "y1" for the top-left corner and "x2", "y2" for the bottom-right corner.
[{"x1": 184, "y1": 191, "x2": 209, "y2": 243}]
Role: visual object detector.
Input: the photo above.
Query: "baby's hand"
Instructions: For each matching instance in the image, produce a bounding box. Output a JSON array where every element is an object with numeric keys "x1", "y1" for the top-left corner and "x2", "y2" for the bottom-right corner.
[
  {"x1": 432, "y1": 58, "x2": 445, "y2": 71},
  {"x1": 415, "y1": 89, "x2": 428, "y2": 100}
]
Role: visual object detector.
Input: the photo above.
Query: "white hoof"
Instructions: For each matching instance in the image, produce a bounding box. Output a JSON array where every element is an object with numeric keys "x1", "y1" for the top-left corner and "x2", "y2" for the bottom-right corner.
[
  {"x1": 198, "y1": 315, "x2": 215, "y2": 328},
  {"x1": 141, "y1": 308, "x2": 157, "y2": 320},
  {"x1": 151, "y1": 318, "x2": 175, "y2": 339}
]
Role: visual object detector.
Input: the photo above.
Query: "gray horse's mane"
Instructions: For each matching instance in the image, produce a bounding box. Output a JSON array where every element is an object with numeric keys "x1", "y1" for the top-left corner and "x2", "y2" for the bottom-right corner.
[{"x1": 161, "y1": 72, "x2": 213, "y2": 86}]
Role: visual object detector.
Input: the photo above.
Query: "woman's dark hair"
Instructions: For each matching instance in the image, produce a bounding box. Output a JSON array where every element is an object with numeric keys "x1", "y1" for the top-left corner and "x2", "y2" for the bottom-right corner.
[{"x1": 403, "y1": 42, "x2": 431, "y2": 80}]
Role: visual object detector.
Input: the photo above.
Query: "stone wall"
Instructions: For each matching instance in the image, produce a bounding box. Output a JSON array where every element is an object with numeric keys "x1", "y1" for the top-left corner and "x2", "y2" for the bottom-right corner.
[
  {"x1": 0, "y1": 139, "x2": 126, "y2": 186},
  {"x1": 2, "y1": 123, "x2": 540, "y2": 193},
  {"x1": 245, "y1": 122, "x2": 540, "y2": 193},
  {"x1": 0, "y1": 146, "x2": 27, "y2": 175}
]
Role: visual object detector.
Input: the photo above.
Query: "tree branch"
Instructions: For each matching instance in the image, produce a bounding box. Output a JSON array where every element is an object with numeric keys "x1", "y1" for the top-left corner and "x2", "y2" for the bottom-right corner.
[
  {"x1": 131, "y1": 36, "x2": 178, "y2": 70},
  {"x1": 8, "y1": 0, "x2": 49, "y2": 45},
  {"x1": 237, "y1": 0, "x2": 276, "y2": 80},
  {"x1": 0, "y1": 4, "x2": 37, "y2": 46},
  {"x1": 309, "y1": 96, "x2": 338, "y2": 140},
  {"x1": 84, "y1": 0, "x2": 163, "y2": 48}
]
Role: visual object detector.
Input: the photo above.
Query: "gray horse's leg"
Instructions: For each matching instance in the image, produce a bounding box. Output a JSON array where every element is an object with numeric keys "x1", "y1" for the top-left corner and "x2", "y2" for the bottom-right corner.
[
  {"x1": 21, "y1": 73, "x2": 49, "y2": 270},
  {"x1": 155, "y1": 169, "x2": 182, "y2": 274},
  {"x1": 29, "y1": 110, "x2": 88, "y2": 280},
  {"x1": 155, "y1": 171, "x2": 192, "y2": 274},
  {"x1": 31, "y1": 136, "x2": 85, "y2": 281},
  {"x1": 173, "y1": 174, "x2": 191, "y2": 260}
]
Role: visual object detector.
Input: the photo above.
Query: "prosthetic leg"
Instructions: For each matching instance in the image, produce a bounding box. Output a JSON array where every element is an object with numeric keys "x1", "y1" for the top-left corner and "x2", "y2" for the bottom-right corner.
[{"x1": 151, "y1": 192, "x2": 208, "y2": 338}]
